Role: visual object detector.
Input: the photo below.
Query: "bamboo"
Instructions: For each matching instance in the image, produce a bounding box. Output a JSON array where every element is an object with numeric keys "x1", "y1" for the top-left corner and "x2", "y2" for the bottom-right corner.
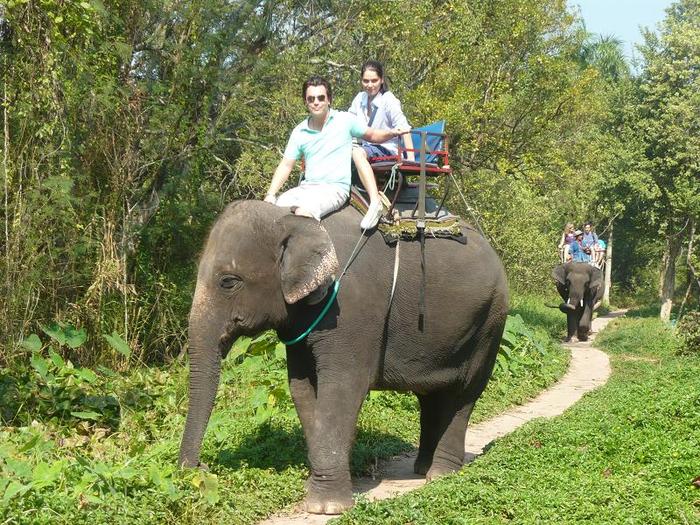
[
  {"x1": 603, "y1": 222, "x2": 613, "y2": 306},
  {"x1": 3, "y1": 52, "x2": 8, "y2": 289}
]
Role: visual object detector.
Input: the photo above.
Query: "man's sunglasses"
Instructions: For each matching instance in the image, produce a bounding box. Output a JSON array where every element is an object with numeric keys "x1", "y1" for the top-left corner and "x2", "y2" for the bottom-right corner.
[{"x1": 305, "y1": 95, "x2": 326, "y2": 103}]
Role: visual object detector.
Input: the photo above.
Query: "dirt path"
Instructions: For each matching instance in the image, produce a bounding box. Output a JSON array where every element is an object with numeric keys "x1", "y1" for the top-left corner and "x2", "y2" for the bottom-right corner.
[{"x1": 260, "y1": 311, "x2": 624, "y2": 525}]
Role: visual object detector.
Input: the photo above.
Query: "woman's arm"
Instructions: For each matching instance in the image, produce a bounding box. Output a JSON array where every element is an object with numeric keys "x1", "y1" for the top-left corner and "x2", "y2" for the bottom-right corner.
[{"x1": 362, "y1": 126, "x2": 410, "y2": 144}]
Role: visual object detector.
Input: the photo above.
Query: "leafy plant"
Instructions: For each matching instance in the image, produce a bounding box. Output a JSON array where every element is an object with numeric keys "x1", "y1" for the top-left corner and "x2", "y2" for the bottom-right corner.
[
  {"x1": 1, "y1": 324, "x2": 121, "y2": 429},
  {"x1": 496, "y1": 314, "x2": 549, "y2": 377},
  {"x1": 226, "y1": 332, "x2": 294, "y2": 423},
  {"x1": 676, "y1": 310, "x2": 700, "y2": 356}
]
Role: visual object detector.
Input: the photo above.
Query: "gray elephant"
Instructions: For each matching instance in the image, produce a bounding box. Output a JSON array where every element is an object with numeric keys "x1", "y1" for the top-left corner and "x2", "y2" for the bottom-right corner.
[
  {"x1": 552, "y1": 262, "x2": 604, "y2": 342},
  {"x1": 179, "y1": 200, "x2": 508, "y2": 514}
]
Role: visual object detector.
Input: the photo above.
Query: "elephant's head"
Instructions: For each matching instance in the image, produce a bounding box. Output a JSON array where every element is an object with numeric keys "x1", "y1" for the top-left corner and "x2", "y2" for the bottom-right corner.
[
  {"x1": 552, "y1": 262, "x2": 603, "y2": 312},
  {"x1": 179, "y1": 201, "x2": 339, "y2": 468}
]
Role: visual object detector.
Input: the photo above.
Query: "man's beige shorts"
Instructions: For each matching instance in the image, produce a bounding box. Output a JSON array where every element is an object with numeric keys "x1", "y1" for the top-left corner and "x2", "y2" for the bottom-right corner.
[{"x1": 275, "y1": 183, "x2": 348, "y2": 220}]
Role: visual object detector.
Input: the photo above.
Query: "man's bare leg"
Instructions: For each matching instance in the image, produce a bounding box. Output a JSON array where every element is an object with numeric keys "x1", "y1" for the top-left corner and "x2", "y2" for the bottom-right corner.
[
  {"x1": 291, "y1": 207, "x2": 315, "y2": 219},
  {"x1": 352, "y1": 147, "x2": 381, "y2": 204},
  {"x1": 352, "y1": 147, "x2": 384, "y2": 230}
]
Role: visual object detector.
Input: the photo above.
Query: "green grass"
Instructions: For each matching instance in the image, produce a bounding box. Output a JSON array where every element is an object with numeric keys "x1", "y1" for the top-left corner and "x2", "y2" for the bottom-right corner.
[
  {"x1": 332, "y1": 315, "x2": 700, "y2": 524},
  {"x1": 0, "y1": 296, "x2": 569, "y2": 524}
]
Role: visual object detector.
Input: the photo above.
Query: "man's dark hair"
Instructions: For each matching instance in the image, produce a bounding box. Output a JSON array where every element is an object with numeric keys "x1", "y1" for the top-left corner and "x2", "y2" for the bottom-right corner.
[
  {"x1": 361, "y1": 60, "x2": 389, "y2": 93},
  {"x1": 302, "y1": 76, "x2": 332, "y2": 102}
]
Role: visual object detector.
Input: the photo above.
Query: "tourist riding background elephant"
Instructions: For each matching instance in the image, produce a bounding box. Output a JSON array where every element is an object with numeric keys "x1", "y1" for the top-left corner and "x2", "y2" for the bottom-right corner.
[
  {"x1": 552, "y1": 262, "x2": 604, "y2": 342},
  {"x1": 179, "y1": 200, "x2": 508, "y2": 514}
]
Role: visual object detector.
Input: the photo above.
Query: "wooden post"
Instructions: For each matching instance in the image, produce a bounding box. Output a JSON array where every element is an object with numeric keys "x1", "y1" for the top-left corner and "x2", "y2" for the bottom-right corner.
[
  {"x1": 417, "y1": 131, "x2": 427, "y2": 229},
  {"x1": 603, "y1": 222, "x2": 613, "y2": 306}
]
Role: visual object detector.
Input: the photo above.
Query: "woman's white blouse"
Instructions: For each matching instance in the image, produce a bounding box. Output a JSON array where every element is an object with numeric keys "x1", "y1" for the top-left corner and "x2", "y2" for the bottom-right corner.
[{"x1": 348, "y1": 91, "x2": 410, "y2": 155}]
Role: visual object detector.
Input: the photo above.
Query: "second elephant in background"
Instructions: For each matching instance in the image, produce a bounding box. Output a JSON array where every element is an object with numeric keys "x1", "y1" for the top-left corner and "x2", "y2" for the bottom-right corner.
[{"x1": 552, "y1": 262, "x2": 605, "y2": 342}]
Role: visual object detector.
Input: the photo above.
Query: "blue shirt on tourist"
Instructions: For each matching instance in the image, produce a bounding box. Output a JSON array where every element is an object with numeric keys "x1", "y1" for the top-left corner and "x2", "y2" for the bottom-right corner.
[
  {"x1": 283, "y1": 109, "x2": 367, "y2": 192},
  {"x1": 570, "y1": 241, "x2": 590, "y2": 263},
  {"x1": 582, "y1": 231, "x2": 598, "y2": 250}
]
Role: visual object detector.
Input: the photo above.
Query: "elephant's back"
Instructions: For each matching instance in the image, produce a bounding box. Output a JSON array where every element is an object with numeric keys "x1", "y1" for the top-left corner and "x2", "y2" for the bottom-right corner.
[
  {"x1": 322, "y1": 206, "x2": 507, "y2": 325},
  {"x1": 323, "y1": 207, "x2": 505, "y2": 289}
]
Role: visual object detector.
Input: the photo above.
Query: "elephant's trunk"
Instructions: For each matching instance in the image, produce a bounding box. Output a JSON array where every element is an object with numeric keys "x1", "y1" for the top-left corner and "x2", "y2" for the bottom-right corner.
[
  {"x1": 179, "y1": 338, "x2": 221, "y2": 467},
  {"x1": 179, "y1": 286, "x2": 224, "y2": 468},
  {"x1": 559, "y1": 301, "x2": 576, "y2": 313}
]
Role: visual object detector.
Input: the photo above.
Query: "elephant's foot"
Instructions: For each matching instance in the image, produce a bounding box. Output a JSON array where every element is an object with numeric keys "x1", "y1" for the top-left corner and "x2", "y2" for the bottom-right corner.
[
  {"x1": 413, "y1": 455, "x2": 432, "y2": 475},
  {"x1": 303, "y1": 476, "x2": 353, "y2": 515},
  {"x1": 302, "y1": 493, "x2": 353, "y2": 515},
  {"x1": 577, "y1": 332, "x2": 589, "y2": 342},
  {"x1": 425, "y1": 462, "x2": 460, "y2": 482},
  {"x1": 425, "y1": 453, "x2": 462, "y2": 481}
]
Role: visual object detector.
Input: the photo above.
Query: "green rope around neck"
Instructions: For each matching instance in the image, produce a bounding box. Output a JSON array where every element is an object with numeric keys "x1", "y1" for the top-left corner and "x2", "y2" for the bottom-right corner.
[{"x1": 279, "y1": 280, "x2": 340, "y2": 346}]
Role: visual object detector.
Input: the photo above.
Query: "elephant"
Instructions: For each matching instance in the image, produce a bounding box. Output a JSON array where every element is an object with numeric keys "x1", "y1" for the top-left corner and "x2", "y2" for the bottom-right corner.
[
  {"x1": 552, "y1": 262, "x2": 605, "y2": 342},
  {"x1": 179, "y1": 200, "x2": 508, "y2": 514}
]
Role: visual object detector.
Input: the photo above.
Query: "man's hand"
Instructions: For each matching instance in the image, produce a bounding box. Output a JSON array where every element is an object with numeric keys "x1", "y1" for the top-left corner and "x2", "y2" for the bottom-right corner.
[
  {"x1": 264, "y1": 193, "x2": 277, "y2": 204},
  {"x1": 393, "y1": 126, "x2": 411, "y2": 136}
]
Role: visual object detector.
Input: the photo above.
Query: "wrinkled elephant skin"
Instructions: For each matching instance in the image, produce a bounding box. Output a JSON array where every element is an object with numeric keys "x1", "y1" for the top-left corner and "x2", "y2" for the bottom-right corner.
[
  {"x1": 179, "y1": 201, "x2": 508, "y2": 514},
  {"x1": 552, "y1": 262, "x2": 605, "y2": 342}
]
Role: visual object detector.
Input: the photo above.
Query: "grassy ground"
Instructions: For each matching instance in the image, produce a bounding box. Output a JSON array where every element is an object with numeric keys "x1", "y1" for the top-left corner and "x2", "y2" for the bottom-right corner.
[
  {"x1": 0, "y1": 296, "x2": 569, "y2": 524},
  {"x1": 333, "y1": 311, "x2": 700, "y2": 524}
]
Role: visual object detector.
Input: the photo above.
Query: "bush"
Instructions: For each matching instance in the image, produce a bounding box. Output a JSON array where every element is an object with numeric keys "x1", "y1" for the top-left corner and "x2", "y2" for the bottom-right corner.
[{"x1": 676, "y1": 310, "x2": 700, "y2": 356}]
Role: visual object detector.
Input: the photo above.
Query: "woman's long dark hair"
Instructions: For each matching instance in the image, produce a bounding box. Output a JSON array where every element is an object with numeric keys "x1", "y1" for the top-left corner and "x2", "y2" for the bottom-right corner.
[{"x1": 361, "y1": 60, "x2": 388, "y2": 94}]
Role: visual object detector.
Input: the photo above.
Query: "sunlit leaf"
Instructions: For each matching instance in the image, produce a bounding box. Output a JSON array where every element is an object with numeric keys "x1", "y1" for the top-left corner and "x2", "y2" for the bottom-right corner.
[
  {"x1": 193, "y1": 472, "x2": 219, "y2": 505},
  {"x1": 48, "y1": 349, "x2": 66, "y2": 369},
  {"x1": 76, "y1": 368, "x2": 98, "y2": 384},
  {"x1": 103, "y1": 332, "x2": 132, "y2": 357},
  {"x1": 31, "y1": 461, "x2": 64, "y2": 489},
  {"x1": 30, "y1": 354, "x2": 49, "y2": 379},
  {"x1": 65, "y1": 326, "x2": 87, "y2": 349},
  {"x1": 2, "y1": 481, "x2": 31, "y2": 504},
  {"x1": 41, "y1": 322, "x2": 66, "y2": 346},
  {"x1": 18, "y1": 434, "x2": 41, "y2": 453},
  {"x1": 71, "y1": 411, "x2": 101, "y2": 421},
  {"x1": 20, "y1": 334, "x2": 42, "y2": 352}
]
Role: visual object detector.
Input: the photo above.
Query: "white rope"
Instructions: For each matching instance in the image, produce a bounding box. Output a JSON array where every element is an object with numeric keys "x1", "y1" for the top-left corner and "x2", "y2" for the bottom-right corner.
[{"x1": 389, "y1": 240, "x2": 400, "y2": 307}]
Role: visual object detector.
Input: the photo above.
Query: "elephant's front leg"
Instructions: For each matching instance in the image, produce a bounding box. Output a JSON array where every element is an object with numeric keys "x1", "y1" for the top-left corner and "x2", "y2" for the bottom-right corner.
[
  {"x1": 287, "y1": 348, "x2": 318, "y2": 446},
  {"x1": 566, "y1": 310, "x2": 579, "y2": 341},
  {"x1": 577, "y1": 302, "x2": 593, "y2": 341},
  {"x1": 303, "y1": 371, "x2": 369, "y2": 515}
]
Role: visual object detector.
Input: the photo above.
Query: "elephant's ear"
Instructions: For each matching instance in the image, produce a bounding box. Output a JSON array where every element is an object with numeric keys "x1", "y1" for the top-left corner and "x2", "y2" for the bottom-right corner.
[
  {"x1": 552, "y1": 264, "x2": 567, "y2": 286},
  {"x1": 278, "y1": 216, "x2": 339, "y2": 304},
  {"x1": 589, "y1": 266, "x2": 604, "y2": 297}
]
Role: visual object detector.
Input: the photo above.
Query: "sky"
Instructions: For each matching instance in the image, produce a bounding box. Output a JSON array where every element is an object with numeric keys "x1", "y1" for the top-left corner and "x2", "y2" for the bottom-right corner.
[{"x1": 571, "y1": 0, "x2": 674, "y2": 61}]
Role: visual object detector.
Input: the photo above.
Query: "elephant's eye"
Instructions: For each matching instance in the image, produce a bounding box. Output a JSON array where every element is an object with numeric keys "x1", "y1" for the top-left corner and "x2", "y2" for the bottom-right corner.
[{"x1": 219, "y1": 275, "x2": 242, "y2": 291}]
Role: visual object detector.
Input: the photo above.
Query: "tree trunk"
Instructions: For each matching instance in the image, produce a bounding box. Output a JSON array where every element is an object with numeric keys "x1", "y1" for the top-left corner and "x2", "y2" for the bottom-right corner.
[
  {"x1": 678, "y1": 220, "x2": 697, "y2": 320},
  {"x1": 659, "y1": 231, "x2": 682, "y2": 322},
  {"x1": 603, "y1": 222, "x2": 613, "y2": 306}
]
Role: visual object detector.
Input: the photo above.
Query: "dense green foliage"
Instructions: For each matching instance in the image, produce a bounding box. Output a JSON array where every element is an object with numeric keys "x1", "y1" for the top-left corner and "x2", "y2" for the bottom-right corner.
[
  {"x1": 676, "y1": 310, "x2": 700, "y2": 356},
  {"x1": 0, "y1": 298, "x2": 567, "y2": 522},
  {"x1": 5, "y1": 0, "x2": 697, "y2": 365},
  {"x1": 333, "y1": 314, "x2": 700, "y2": 525}
]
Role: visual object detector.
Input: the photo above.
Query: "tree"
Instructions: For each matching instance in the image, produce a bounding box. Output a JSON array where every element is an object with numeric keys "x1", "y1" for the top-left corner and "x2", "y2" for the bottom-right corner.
[{"x1": 636, "y1": 0, "x2": 700, "y2": 321}]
